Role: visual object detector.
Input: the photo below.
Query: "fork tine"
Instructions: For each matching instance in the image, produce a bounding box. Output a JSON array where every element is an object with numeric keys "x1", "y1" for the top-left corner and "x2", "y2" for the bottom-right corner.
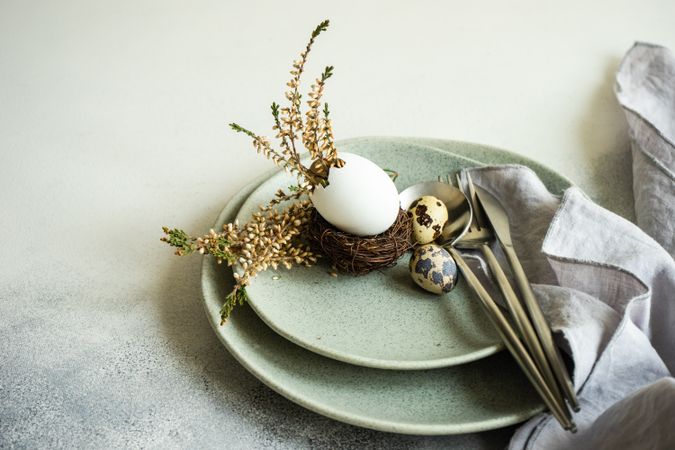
[
  {"x1": 455, "y1": 173, "x2": 466, "y2": 195},
  {"x1": 458, "y1": 171, "x2": 485, "y2": 231},
  {"x1": 454, "y1": 173, "x2": 475, "y2": 232},
  {"x1": 466, "y1": 172, "x2": 487, "y2": 229}
]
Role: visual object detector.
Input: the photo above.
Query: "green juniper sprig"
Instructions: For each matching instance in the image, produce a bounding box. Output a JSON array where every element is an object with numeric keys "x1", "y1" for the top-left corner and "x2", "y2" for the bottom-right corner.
[
  {"x1": 161, "y1": 227, "x2": 197, "y2": 256},
  {"x1": 220, "y1": 287, "x2": 249, "y2": 325}
]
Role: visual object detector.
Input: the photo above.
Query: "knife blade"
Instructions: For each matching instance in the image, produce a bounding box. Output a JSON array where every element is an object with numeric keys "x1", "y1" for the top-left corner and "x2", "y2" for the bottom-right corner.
[
  {"x1": 474, "y1": 185, "x2": 580, "y2": 412},
  {"x1": 445, "y1": 246, "x2": 576, "y2": 431}
]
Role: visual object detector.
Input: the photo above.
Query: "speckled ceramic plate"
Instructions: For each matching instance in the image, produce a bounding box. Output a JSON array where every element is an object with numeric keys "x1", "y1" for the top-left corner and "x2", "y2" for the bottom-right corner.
[
  {"x1": 203, "y1": 137, "x2": 571, "y2": 434},
  {"x1": 235, "y1": 146, "x2": 504, "y2": 370},
  {"x1": 234, "y1": 140, "x2": 570, "y2": 370}
]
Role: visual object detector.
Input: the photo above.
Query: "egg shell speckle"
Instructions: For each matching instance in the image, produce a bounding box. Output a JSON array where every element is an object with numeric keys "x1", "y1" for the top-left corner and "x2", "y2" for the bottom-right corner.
[
  {"x1": 407, "y1": 196, "x2": 449, "y2": 244},
  {"x1": 409, "y1": 244, "x2": 458, "y2": 295}
]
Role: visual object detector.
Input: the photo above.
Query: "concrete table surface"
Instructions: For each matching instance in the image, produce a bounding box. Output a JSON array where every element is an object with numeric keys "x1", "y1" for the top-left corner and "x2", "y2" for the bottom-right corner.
[{"x1": 2, "y1": 0, "x2": 674, "y2": 448}]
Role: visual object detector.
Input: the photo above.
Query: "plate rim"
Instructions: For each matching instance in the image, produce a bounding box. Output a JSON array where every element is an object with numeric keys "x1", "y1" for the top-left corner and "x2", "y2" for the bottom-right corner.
[{"x1": 341, "y1": 135, "x2": 575, "y2": 192}]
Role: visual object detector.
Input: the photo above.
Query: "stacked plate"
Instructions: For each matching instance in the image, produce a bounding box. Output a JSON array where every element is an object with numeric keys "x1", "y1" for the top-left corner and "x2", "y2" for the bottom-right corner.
[{"x1": 202, "y1": 137, "x2": 572, "y2": 435}]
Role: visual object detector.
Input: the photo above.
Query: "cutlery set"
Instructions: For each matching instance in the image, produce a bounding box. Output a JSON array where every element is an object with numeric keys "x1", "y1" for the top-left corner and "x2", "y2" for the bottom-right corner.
[{"x1": 446, "y1": 172, "x2": 579, "y2": 431}]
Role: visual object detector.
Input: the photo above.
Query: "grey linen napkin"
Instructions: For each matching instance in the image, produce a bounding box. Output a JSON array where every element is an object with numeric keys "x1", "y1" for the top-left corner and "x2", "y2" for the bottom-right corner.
[
  {"x1": 467, "y1": 43, "x2": 675, "y2": 450},
  {"x1": 616, "y1": 43, "x2": 675, "y2": 255}
]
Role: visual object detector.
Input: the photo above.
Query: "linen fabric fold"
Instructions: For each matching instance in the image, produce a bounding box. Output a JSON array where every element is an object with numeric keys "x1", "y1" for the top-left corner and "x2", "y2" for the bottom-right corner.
[
  {"x1": 464, "y1": 42, "x2": 675, "y2": 449},
  {"x1": 466, "y1": 165, "x2": 674, "y2": 450},
  {"x1": 615, "y1": 42, "x2": 675, "y2": 255}
]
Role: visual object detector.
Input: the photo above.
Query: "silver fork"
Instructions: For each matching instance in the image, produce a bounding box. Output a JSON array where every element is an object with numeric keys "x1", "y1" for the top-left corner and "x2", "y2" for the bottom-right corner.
[{"x1": 442, "y1": 172, "x2": 576, "y2": 431}]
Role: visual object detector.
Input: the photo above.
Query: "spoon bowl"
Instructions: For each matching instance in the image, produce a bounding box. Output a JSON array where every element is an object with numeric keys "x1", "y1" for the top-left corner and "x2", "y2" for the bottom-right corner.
[{"x1": 399, "y1": 180, "x2": 473, "y2": 246}]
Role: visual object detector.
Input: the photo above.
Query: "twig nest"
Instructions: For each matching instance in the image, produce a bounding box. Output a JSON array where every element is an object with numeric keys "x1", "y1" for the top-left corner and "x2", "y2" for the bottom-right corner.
[{"x1": 307, "y1": 208, "x2": 413, "y2": 275}]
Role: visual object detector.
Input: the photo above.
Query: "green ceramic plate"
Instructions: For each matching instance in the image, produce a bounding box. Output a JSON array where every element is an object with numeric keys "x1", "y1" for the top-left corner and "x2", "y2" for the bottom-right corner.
[
  {"x1": 236, "y1": 144, "x2": 504, "y2": 370},
  {"x1": 203, "y1": 138, "x2": 571, "y2": 434}
]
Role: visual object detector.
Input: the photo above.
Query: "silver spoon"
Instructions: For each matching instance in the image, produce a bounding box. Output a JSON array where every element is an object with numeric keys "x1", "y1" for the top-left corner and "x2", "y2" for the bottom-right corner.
[{"x1": 399, "y1": 181, "x2": 473, "y2": 246}]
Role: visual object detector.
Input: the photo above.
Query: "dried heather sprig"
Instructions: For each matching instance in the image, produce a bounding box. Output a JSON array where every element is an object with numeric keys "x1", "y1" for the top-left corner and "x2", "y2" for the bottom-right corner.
[
  {"x1": 162, "y1": 198, "x2": 320, "y2": 324},
  {"x1": 163, "y1": 20, "x2": 345, "y2": 323},
  {"x1": 229, "y1": 19, "x2": 343, "y2": 193}
]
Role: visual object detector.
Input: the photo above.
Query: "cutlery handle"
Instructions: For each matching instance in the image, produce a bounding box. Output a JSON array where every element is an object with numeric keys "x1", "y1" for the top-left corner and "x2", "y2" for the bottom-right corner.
[
  {"x1": 447, "y1": 247, "x2": 576, "y2": 431},
  {"x1": 502, "y1": 244, "x2": 580, "y2": 412},
  {"x1": 479, "y1": 244, "x2": 570, "y2": 419}
]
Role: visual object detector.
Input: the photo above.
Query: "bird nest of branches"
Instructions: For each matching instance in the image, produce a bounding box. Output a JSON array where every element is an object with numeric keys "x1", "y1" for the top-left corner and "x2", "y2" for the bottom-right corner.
[{"x1": 307, "y1": 209, "x2": 413, "y2": 275}]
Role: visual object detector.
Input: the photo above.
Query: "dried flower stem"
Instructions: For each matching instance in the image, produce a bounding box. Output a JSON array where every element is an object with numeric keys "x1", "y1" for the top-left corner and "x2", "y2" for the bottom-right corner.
[
  {"x1": 162, "y1": 198, "x2": 320, "y2": 323},
  {"x1": 164, "y1": 20, "x2": 345, "y2": 323},
  {"x1": 229, "y1": 19, "x2": 343, "y2": 193}
]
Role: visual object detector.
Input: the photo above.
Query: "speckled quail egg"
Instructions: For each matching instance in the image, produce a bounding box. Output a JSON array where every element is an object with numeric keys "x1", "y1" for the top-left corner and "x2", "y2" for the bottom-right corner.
[
  {"x1": 409, "y1": 244, "x2": 458, "y2": 294},
  {"x1": 407, "y1": 196, "x2": 448, "y2": 244}
]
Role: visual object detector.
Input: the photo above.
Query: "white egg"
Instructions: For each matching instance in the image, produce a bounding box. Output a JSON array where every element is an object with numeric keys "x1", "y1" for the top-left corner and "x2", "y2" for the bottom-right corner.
[{"x1": 310, "y1": 152, "x2": 399, "y2": 236}]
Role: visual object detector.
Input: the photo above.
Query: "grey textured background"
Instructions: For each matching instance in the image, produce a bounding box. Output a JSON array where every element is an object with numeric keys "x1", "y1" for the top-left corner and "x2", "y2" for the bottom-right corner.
[{"x1": 2, "y1": 0, "x2": 673, "y2": 448}]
